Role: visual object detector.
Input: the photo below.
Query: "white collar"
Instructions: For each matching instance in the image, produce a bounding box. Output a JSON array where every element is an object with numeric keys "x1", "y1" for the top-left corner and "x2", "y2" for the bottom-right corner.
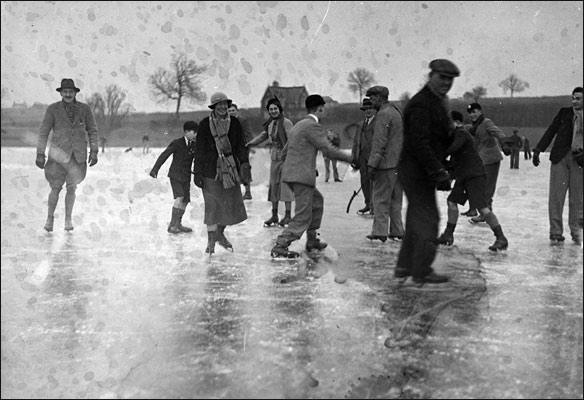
[{"x1": 308, "y1": 114, "x2": 319, "y2": 123}]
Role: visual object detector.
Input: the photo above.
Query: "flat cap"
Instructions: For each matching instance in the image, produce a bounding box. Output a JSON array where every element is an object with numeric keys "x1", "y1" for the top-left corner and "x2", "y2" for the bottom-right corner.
[
  {"x1": 466, "y1": 102, "x2": 481, "y2": 113},
  {"x1": 365, "y1": 86, "x2": 389, "y2": 97},
  {"x1": 429, "y1": 59, "x2": 460, "y2": 77},
  {"x1": 305, "y1": 94, "x2": 326, "y2": 109}
]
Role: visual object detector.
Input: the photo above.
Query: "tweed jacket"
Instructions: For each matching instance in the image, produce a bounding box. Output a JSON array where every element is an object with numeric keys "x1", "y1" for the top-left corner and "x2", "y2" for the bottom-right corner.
[
  {"x1": 534, "y1": 107, "x2": 576, "y2": 164},
  {"x1": 193, "y1": 115, "x2": 249, "y2": 180},
  {"x1": 398, "y1": 85, "x2": 452, "y2": 181},
  {"x1": 368, "y1": 102, "x2": 404, "y2": 170},
  {"x1": 151, "y1": 137, "x2": 195, "y2": 183},
  {"x1": 471, "y1": 116, "x2": 506, "y2": 166},
  {"x1": 351, "y1": 115, "x2": 376, "y2": 163},
  {"x1": 37, "y1": 100, "x2": 99, "y2": 164},
  {"x1": 281, "y1": 115, "x2": 353, "y2": 187}
]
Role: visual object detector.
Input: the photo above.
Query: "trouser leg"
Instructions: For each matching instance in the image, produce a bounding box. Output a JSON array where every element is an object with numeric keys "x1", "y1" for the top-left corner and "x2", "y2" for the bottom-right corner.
[{"x1": 548, "y1": 158, "x2": 569, "y2": 236}]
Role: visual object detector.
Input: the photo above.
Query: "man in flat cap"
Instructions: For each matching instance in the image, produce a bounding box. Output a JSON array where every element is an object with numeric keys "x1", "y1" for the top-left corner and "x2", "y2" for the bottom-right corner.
[
  {"x1": 394, "y1": 59, "x2": 460, "y2": 289},
  {"x1": 271, "y1": 94, "x2": 354, "y2": 258},
  {"x1": 351, "y1": 97, "x2": 377, "y2": 215},
  {"x1": 36, "y1": 78, "x2": 99, "y2": 232},
  {"x1": 365, "y1": 86, "x2": 405, "y2": 243}
]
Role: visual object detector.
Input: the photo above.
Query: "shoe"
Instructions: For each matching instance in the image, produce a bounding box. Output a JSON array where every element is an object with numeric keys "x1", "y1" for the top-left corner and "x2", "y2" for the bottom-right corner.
[
  {"x1": 549, "y1": 234, "x2": 566, "y2": 243},
  {"x1": 168, "y1": 225, "x2": 182, "y2": 234},
  {"x1": 366, "y1": 234, "x2": 387, "y2": 243},
  {"x1": 413, "y1": 272, "x2": 450, "y2": 288},
  {"x1": 388, "y1": 235, "x2": 403, "y2": 242},
  {"x1": 64, "y1": 220, "x2": 74, "y2": 231},
  {"x1": 461, "y1": 209, "x2": 478, "y2": 217},
  {"x1": 205, "y1": 231, "x2": 216, "y2": 255},
  {"x1": 271, "y1": 245, "x2": 300, "y2": 258},
  {"x1": 216, "y1": 232, "x2": 233, "y2": 251},
  {"x1": 243, "y1": 192, "x2": 252, "y2": 200},
  {"x1": 571, "y1": 234, "x2": 582, "y2": 245},
  {"x1": 306, "y1": 239, "x2": 327, "y2": 252},
  {"x1": 278, "y1": 215, "x2": 292, "y2": 227},
  {"x1": 334, "y1": 179, "x2": 342, "y2": 182},
  {"x1": 325, "y1": 179, "x2": 329, "y2": 183},
  {"x1": 44, "y1": 217, "x2": 54, "y2": 232},
  {"x1": 395, "y1": 271, "x2": 409, "y2": 285},
  {"x1": 176, "y1": 224, "x2": 193, "y2": 233},
  {"x1": 469, "y1": 215, "x2": 486, "y2": 224},
  {"x1": 357, "y1": 206, "x2": 371, "y2": 215},
  {"x1": 488, "y1": 237, "x2": 508, "y2": 251},
  {"x1": 435, "y1": 233, "x2": 453, "y2": 246},
  {"x1": 263, "y1": 215, "x2": 279, "y2": 227}
]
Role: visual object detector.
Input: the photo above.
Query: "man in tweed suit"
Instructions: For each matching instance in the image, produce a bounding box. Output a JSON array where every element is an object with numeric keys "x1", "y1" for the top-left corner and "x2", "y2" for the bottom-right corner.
[
  {"x1": 36, "y1": 78, "x2": 99, "y2": 232},
  {"x1": 271, "y1": 95, "x2": 354, "y2": 258}
]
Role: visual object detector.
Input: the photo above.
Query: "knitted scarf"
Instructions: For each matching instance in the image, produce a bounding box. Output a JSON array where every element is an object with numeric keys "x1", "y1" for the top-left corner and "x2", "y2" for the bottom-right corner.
[
  {"x1": 573, "y1": 109, "x2": 583, "y2": 151},
  {"x1": 209, "y1": 111, "x2": 240, "y2": 189}
]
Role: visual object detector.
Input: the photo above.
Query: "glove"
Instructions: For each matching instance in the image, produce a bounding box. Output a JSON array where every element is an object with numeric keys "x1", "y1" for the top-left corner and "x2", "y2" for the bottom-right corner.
[
  {"x1": 350, "y1": 159, "x2": 360, "y2": 171},
  {"x1": 239, "y1": 162, "x2": 251, "y2": 185},
  {"x1": 194, "y1": 174, "x2": 204, "y2": 189},
  {"x1": 532, "y1": 150, "x2": 540, "y2": 167},
  {"x1": 368, "y1": 166, "x2": 377, "y2": 181},
  {"x1": 88, "y1": 153, "x2": 98, "y2": 167},
  {"x1": 35, "y1": 153, "x2": 46, "y2": 169},
  {"x1": 149, "y1": 169, "x2": 157, "y2": 178},
  {"x1": 432, "y1": 168, "x2": 452, "y2": 191}
]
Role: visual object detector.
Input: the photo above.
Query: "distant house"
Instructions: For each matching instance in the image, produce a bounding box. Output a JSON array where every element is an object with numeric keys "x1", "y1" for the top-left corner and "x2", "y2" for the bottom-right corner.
[{"x1": 260, "y1": 81, "x2": 309, "y2": 121}]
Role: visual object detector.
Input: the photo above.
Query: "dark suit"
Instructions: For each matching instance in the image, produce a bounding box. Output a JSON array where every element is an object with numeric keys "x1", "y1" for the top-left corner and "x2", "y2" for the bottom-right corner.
[
  {"x1": 151, "y1": 137, "x2": 195, "y2": 183},
  {"x1": 351, "y1": 116, "x2": 376, "y2": 208},
  {"x1": 534, "y1": 107, "x2": 583, "y2": 237},
  {"x1": 396, "y1": 85, "x2": 452, "y2": 280}
]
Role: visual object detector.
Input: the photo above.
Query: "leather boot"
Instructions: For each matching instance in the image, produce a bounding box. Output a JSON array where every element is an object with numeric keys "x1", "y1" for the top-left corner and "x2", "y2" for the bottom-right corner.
[
  {"x1": 436, "y1": 222, "x2": 456, "y2": 246},
  {"x1": 44, "y1": 216, "x2": 54, "y2": 232},
  {"x1": 175, "y1": 208, "x2": 192, "y2": 232},
  {"x1": 264, "y1": 210, "x2": 279, "y2": 227},
  {"x1": 306, "y1": 230, "x2": 327, "y2": 251},
  {"x1": 167, "y1": 208, "x2": 181, "y2": 234},
  {"x1": 279, "y1": 212, "x2": 292, "y2": 227},
  {"x1": 489, "y1": 225, "x2": 508, "y2": 251},
  {"x1": 216, "y1": 225, "x2": 233, "y2": 251},
  {"x1": 205, "y1": 230, "x2": 216, "y2": 255}
]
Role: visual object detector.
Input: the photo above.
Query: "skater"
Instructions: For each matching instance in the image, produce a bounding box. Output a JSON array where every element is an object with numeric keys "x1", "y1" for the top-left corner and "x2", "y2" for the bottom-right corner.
[
  {"x1": 142, "y1": 133, "x2": 150, "y2": 154},
  {"x1": 323, "y1": 129, "x2": 342, "y2": 182},
  {"x1": 509, "y1": 129, "x2": 523, "y2": 169},
  {"x1": 394, "y1": 59, "x2": 459, "y2": 288},
  {"x1": 36, "y1": 78, "x2": 99, "y2": 232},
  {"x1": 193, "y1": 92, "x2": 250, "y2": 255},
  {"x1": 365, "y1": 85, "x2": 405, "y2": 243},
  {"x1": 227, "y1": 103, "x2": 254, "y2": 200},
  {"x1": 270, "y1": 94, "x2": 354, "y2": 258},
  {"x1": 351, "y1": 98, "x2": 376, "y2": 215},
  {"x1": 436, "y1": 111, "x2": 509, "y2": 251},
  {"x1": 149, "y1": 121, "x2": 198, "y2": 234},
  {"x1": 523, "y1": 136, "x2": 532, "y2": 160},
  {"x1": 532, "y1": 86, "x2": 583, "y2": 244},
  {"x1": 246, "y1": 96, "x2": 294, "y2": 227}
]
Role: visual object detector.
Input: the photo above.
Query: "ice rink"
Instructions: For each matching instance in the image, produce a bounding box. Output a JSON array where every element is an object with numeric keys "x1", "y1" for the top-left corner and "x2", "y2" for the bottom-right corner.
[{"x1": 1, "y1": 146, "x2": 582, "y2": 398}]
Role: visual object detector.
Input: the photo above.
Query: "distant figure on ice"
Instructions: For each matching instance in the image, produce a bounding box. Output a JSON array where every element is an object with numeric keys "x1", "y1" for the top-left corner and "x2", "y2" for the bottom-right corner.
[
  {"x1": 270, "y1": 94, "x2": 354, "y2": 258},
  {"x1": 323, "y1": 129, "x2": 342, "y2": 182},
  {"x1": 227, "y1": 103, "x2": 254, "y2": 200},
  {"x1": 509, "y1": 129, "x2": 523, "y2": 169},
  {"x1": 532, "y1": 86, "x2": 583, "y2": 245},
  {"x1": 142, "y1": 133, "x2": 150, "y2": 154},
  {"x1": 523, "y1": 135, "x2": 532, "y2": 160},
  {"x1": 246, "y1": 96, "x2": 294, "y2": 227},
  {"x1": 394, "y1": 59, "x2": 459, "y2": 288},
  {"x1": 100, "y1": 136, "x2": 107, "y2": 153},
  {"x1": 365, "y1": 85, "x2": 405, "y2": 243},
  {"x1": 149, "y1": 121, "x2": 198, "y2": 234},
  {"x1": 193, "y1": 92, "x2": 250, "y2": 255},
  {"x1": 436, "y1": 111, "x2": 508, "y2": 252},
  {"x1": 350, "y1": 97, "x2": 376, "y2": 215},
  {"x1": 463, "y1": 102, "x2": 507, "y2": 222},
  {"x1": 36, "y1": 78, "x2": 99, "y2": 232}
]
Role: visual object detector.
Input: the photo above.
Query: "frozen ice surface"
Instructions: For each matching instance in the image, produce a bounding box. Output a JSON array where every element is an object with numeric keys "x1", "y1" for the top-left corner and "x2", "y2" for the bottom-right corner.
[{"x1": 1, "y1": 147, "x2": 582, "y2": 398}]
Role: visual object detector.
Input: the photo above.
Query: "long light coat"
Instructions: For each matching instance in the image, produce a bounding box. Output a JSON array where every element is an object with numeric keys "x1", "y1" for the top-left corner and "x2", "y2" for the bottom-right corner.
[
  {"x1": 37, "y1": 100, "x2": 99, "y2": 164},
  {"x1": 367, "y1": 102, "x2": 403, "y2": 170}
]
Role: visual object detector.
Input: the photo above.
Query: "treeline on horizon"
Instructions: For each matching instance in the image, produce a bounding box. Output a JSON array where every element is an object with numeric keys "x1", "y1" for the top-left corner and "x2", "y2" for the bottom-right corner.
[{"x1": 0, "y1": 95, "x2": 572, "y2": 149}]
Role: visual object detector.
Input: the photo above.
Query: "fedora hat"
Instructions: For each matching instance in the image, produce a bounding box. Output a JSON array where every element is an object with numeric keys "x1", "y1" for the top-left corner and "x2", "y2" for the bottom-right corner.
[
  {"x1": 208, "y1": 92, "x2": 232, "y2": 109},
  {"x1": 56, "y1": 78, "x2": 80, "y2": 92}
]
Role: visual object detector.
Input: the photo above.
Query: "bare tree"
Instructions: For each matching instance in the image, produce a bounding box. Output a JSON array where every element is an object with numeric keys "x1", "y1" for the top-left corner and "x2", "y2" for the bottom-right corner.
[
  {"x1": 347, "y1": 68, "x2": 376, "y2": 102},
  {"x1": 149, "y1": 53, "x2": 207, "y2": 119},
  {"x1": 87, "y1": 84, "x2": 131, "y2": 135},
  {"x1": 463, "y1": 86, "x2": 487, "y2": 102},
  {"x1": 499, "y1": 74, "x2": 530, "y2": 98}
]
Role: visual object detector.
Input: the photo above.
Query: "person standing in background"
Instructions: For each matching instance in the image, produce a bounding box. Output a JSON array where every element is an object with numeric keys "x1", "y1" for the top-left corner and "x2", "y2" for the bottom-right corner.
[
  {"x1": 351, "y1": 98, "x2": 376, "y2": 215},
  {"x1": 509, "y1": 129, "x2": 523, "y2": 169},
  {"x1": 323, "y1": 129, "x2": 342, "y2": 182},
  {"x1": 228, "y1": 103, "x2": 254, "y2": 200},
  {"x1": 523, "y1": 135, "x2": 532, "y2": 160}
]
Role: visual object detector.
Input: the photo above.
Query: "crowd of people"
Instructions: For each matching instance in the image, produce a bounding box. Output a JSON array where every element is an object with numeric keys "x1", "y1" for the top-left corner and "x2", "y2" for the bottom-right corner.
[{"x1": 35, "y1": 67, "x2": 583, "y2": 290}]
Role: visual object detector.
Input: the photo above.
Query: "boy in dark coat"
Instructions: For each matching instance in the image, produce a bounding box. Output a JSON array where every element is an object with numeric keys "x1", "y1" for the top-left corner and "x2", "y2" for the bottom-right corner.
[
  {"x1": 436, "y1": 111, "x2": 508, "y2": 251},
  {"x1": 149, "y1": 121, "x2": 198, "y2": 234}
]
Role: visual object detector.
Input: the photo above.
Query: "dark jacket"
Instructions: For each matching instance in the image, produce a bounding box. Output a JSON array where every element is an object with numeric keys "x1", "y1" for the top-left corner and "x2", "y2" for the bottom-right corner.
[
  {"x1": 193, "y1": 116, "x2": 249, "y2": 180},
  {"x1": 398, "y1": 85, "x2": 452, "y2": 181},
  {"x1": 351, "y1": 116, "x2": 376, "y2": 164},
  {"x1": 151, "y1": 137, "x2": 195, "y2": 183},
  {"x1": 534, "y1": 107, "x2": 575, "y2": 164},
  {"x1": 446, "y1": 126, "x2": 486, "y2": 180}
]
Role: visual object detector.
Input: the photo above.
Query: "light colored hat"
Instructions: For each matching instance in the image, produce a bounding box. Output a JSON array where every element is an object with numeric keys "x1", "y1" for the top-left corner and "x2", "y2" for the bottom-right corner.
[{"x1": 208, "y1": 92, "x2": 232, "y2": 109}]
